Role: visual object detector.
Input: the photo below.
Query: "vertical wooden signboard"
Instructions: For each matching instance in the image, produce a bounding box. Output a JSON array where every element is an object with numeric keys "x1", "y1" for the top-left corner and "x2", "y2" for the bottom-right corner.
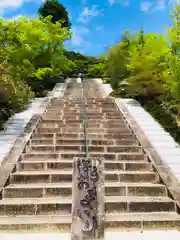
[{"x1": 71, "y1": 156, "x2": 104, "y2": 240}]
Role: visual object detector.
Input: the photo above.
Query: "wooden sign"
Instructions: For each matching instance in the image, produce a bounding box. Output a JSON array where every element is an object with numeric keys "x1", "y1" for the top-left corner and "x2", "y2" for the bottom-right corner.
[{"x1": 71, "y1": 156, "x2": 104, "y2": 240}]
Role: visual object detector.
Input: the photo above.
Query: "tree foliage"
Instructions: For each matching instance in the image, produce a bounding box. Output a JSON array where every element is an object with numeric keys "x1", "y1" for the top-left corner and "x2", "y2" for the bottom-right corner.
[
  {"x1": 105, "y1": 4, "x2": 180, "y2": 142},
  {"x1": 0, "y1": 16, "x2": 72, "y2": 128},
  {"x1": 87, "y1": 55, "x2": 106, "y2": 78},
  {"x1": 64, "y1": 51, "x2": 99, "y2": 77},
  {"x1": 38, "y1": 0, "x2": 71, "y2": 29}
]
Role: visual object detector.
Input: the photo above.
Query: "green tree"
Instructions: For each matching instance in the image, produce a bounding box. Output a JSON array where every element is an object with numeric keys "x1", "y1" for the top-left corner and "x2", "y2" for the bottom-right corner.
[
  {"x1": 87, "y1": 55, "x2": 106, "y2": 78},
  {"x1": 138, "y1": 27, "x2": 145, "y2": 46},
  {"x1": 87, "y1": 63, "x2": 104, "y2": 78},
  {"x1": 123, "y1": 33, "x2": 169, "y2": 103},
  {"x1": 168, "y1": 4, "x2": 180, "y2": 98},
  {"x1": 64, "y1": 51, "x2": 99, "y2": 77},
  {"x1": 102, "y1": 5, "x2": 180, "y2": 142},
  {"x1": 38, "y1": 0, "x2": 71, "y2": 29},
  {"x1": 0, "y1": 15, "x2": 71, "y2": 127},
  {"x1": 105, "y1": 30, "x2": 131, "y2": 88}
]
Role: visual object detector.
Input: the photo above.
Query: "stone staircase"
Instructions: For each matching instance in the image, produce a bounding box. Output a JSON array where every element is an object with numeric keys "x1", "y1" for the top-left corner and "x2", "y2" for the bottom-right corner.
[{"x1": 0, "y1": 79, "x2": 180, "y2": 232}]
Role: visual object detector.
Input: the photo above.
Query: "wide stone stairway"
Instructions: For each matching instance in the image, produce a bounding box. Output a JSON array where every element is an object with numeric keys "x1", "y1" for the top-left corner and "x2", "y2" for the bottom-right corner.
[{"x1": 0, "y1": 78, "x2": 180, "y2": 233}]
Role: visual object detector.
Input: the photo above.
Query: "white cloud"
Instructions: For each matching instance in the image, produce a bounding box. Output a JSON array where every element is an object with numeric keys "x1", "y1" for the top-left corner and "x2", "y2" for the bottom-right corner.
[
  {"x1": 108, "y1": 0, "x2": 116, "y2": 5},
  {"x1": 71, "y1": 26, "x2": 90, "y2": 46},
  {"x1": 69, "y1": 26, "x2": 92, "y2": 52},
  {"x1": 9, "y1": 13, "x2": 38, "y2": 20},
  {"x1": 140, "y1": 1, "x2": 152, "y2": 12},
  {"x1": 10, "y1": 13, "x2": 25, "y2": 20},
  {"x1": 141, "y1": 0, "x2": 169, "y2": 13},
  {"x1": 0, "y1": 0, "x2": 43, "y2": 15},
  {"x1": 155, "y1": 0, "x2": 166, "y2": 10},
  {"x1": 82, "y1": 0, "x2": 86, "y2": 5},
  {"x1": 108, "y1": 0, "x2": 130, "y2": 6},
  {"x1": 96, "y1": 25, "x2": 104, "y2": 31},
  {"x1": 120, "y1": 0, "x2": 130, "y2": 6},
  {"x1": 169, "y1": 0, "x2": 180, "y2": 5},
  {"x1": 77, "y1": 5, "x2": 104, "y2": 23}
]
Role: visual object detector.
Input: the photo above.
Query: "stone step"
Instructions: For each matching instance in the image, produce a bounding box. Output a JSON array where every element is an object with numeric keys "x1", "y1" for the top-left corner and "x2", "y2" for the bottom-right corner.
[
  {"x1": 47, "y1": 112, "x2": 105, "y2": 117},
  {"x1": 44, "y1": 106, "x2": 120, "y2": 112},
  {"x1": 50, "y1": 99, "x2": 116, "y2": 103},
  {"x1": 36, "y1": 127, "x2": 131, "y2": 134},
  {"x1": 44, "y1": 114, "x2": 122, "y2": 120},
  {"x1": 104, "y1": 171, "x2": 159, "y2": 183},
  {"x1": 3, "y1": 182, "x2": 167, "y2": 198},
  {"x1": 0, "y1": 212, "x2": 179, "y2": 231},
  {"x1": 27, "y1": 145, "x2": 143, "y2": 153},
  {"x1": 105, "y1": 212, "x2": 180, "y2": 230},
  {"x1": 51, "y1": 101, "x2": 115, "y2": 105},
  {"x1": 48, "y1": 108, "x2": 119, "y2": 113},
  {"x1": 10, "y1": 170, "x2": 73, "y2": 184},
  {"x1": 32, "y1": 132, "x2": 135, "y2": 140},
  {"x1": 17, "y1": 161, "x2": 73, "y2": 171},
  {"x1": 42, "y1": 116, "x2": 125, "y2": 121},
  {"x1": 49, "y1": 98, "x2": 114, "y2": 102},
  {"x1": 31, "y1": 138, "x2": 138, "y2": 146},
  {"x1": 53, "y1": 99, "x2": 115, "y2": 107},
  {"x1": 44, "y1": 112, "x2": 104, "y2": 116},
  {"x1": 41, "y1": 119, "x2": 125, "y2": 124},
  {"x1": 43, "y1": 116, "x2": 124, "y2": 121},
  {"x1": 39, "y1": 123, "x2": 98, "y2": 129},
  {"x1": 21, "y1": 152, "x2": 147, "y2": 161},
  {"x1": 48, "y1": 109, "x2": 119, "y2": 113},
  {"x1": 104, "y1": 196, "x2": 176, "y2": 213},
  {"x1": 0, "y1": 196, "x2": 175, "y2": 216},
  {"x1": 10, "y1": 170, "x2": 159, "y2": 184},
  {"x1": 50, "y1": 97, "x2": 113, "y2": 100},
  {"x1": 50, "y1": 100, "x2": 115, "y2": 104},
  {"x1": 0, "y1": 197, "x2": 72, "y2": 215},
  {"x1": 31, "y1": 139, "x2": 86, "y2": 145},
  {"x1": 105, "y1": 161, "x2": 152, "y2": 171},
  {"x1": 53, "y1": 96, "x2": 113, "y2": 99},
  {"x1": 55, "y1": 112, "x2": 122, "y2": 117},
  {"x1": 17, "y1": 160, "x2": 152, "y2": 172},
  {"x1": 104, "y1": 182, "x2": 167, "y2": 197},
  {"x1": 0, "y1": 214, "x2": 71, "y2": 232},
  {"x1": 3, "y1": 183, "x2": 73, "y2": 198},
  {"x1": 48, "y1": 105, "x2": 116, "y2": 110},
  {"x1": 38, "y1": 123, "x2": 127, "y2": 129},
  {"x1": 48, "y1": 106, "x2": 106, "y2": 109}
]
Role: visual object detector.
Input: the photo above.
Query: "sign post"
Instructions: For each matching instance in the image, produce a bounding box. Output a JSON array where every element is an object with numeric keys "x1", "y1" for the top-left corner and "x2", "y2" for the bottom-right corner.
[{"x1": 71, "y1": 156, "x2": 104, "y2": 240}]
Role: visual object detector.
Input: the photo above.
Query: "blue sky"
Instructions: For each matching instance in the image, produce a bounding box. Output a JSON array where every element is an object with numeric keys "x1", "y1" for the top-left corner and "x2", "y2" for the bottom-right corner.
[{"x1": 1, "y1": 0, "x2": 178, "y2": 56}]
